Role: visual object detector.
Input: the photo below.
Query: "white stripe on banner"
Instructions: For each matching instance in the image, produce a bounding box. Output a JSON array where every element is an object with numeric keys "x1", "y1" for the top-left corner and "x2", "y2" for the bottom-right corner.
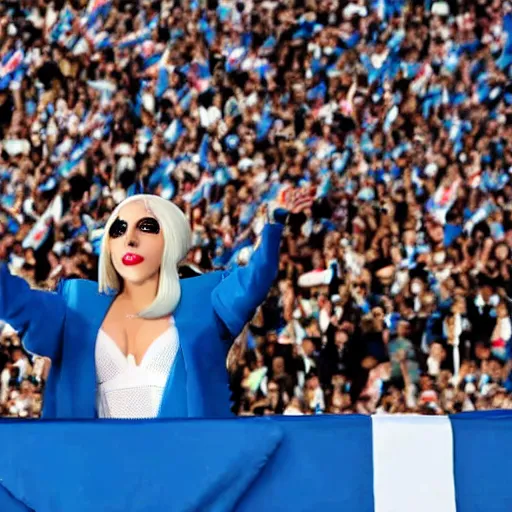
[{"x1": 372, "y1": 415, "x2": 456, "y2": 512}]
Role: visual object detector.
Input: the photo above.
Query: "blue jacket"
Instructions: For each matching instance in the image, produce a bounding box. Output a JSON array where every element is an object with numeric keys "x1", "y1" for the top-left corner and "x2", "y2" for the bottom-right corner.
[{"x1": 0, "y1": 223, "x2": 284, "y2": 419}]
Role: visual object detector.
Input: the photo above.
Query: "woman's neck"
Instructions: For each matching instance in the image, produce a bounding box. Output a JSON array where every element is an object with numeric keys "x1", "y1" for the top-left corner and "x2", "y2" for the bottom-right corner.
[{"x1": 119, "y1": 274, "x2": 159, "y2": 313}]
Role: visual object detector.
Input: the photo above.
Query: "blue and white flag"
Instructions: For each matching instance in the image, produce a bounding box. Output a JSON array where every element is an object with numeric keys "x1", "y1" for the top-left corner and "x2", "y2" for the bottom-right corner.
[
  {"x1": 55, "y1": 137, "x2": 93, "y2": 178},
  {"x1": 0, "y1": 412, "x2": 510, "y2": 512},
  {"x1": 198, "y1": 134, "x2": 210, "y2": 170},
  {"x1": 83, "y1": 0, "x2": 112, "y2": 28},
  {"x1": 87, "y1": 80, "x2": 116, "y2": 105},
  {"x1": 426, "y1": 179, "x2": 461, "y2": 225},
  {"x1": 22, "y1": 195, "x2": 63, "y2": 250},
  {"x1": 226, "y1": 47, "x2": 247, "y2": 72},
  {"x1": 183, "y1": 175, "x2": 215, "y2": 206},
  {"x1": 164, "y1": 119, "x2": 185, "y2": 145},
  {"x1": 92, "y1": 31, "x2": 113, "y2": 50},
  {"x1": 0, "y1": 49, "x2": 25, "y2": 89},
  {"x1": 49, "y1": 7, "x2": 75, "y2": 45},
  {"x1": 118, "y1": 29, "x2": 151, "y2": 49},
  {"x1": 237, "y1": 412, "x2": 509, "y2": 512}
]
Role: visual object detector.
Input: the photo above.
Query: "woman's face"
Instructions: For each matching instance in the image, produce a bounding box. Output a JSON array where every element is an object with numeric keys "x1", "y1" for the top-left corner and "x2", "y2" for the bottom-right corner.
[{"x1": 108, "y1": 201, "x2": 165, "y2": 286}]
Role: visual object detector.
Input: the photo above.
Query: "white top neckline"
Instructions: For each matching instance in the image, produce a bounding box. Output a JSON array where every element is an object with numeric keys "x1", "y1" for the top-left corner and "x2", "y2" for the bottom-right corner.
[
  {"x1": 99, "y1": 324, "x2": 173, "y2": 368},
  {"x1": 95, "y1": 316, "x2": 179, "y2": 419}
]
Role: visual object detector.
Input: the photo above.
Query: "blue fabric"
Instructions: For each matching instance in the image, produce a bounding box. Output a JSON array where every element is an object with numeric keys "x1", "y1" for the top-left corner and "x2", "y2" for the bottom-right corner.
[
  {"x1": 451, "y1": 411, "x2": 512, "y2": 512},
  {"x1": 211, "y1": 224, "x2": 284, "y2": 338},
  {"x1": 444, "y1": 224, "x2": 462, "y2": 246},
  {"x1": 157, "y1": 345, "x2": 188, "y2": 417},
  {"x1": 0, "y1": 223, "x2": 284, "y2": 420},
  {"x1": 237, "y1": 416, "x2": 374, "y2": 512},
  {"x1": 2, "y1": 413, "x2": 512, "y2": 511},
  {"x1": 0, "y1": 418, "x2": 283, "y2": 512},
  {"x1": 0, "y1": 486, "x2": 30, "y2": 512}
]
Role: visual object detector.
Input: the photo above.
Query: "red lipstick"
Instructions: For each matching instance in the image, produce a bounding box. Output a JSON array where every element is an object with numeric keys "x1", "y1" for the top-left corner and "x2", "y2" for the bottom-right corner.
[{"x1": 122, "y1": 253, "x2": 145, "y2": 266}]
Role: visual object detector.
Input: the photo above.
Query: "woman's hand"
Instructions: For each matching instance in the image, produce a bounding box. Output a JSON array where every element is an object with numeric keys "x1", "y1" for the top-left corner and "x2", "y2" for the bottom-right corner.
[{"x1": 285, "y1": 187, "x2": 314, "y2": 214}]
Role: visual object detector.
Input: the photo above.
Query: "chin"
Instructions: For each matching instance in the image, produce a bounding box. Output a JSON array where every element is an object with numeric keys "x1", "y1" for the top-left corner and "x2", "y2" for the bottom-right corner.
[
  {"x1": 123, "y1": 275, "x2": 153, "y2": 286},
  {"x1": 116, "y1": 266, "x2": 160, "y2": 287}
]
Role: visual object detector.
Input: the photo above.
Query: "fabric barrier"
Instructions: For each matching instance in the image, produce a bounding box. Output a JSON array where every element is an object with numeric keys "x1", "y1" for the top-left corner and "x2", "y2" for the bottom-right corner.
[{"x1": 0, "y1": 412, "x2": 510, "y2": 512}]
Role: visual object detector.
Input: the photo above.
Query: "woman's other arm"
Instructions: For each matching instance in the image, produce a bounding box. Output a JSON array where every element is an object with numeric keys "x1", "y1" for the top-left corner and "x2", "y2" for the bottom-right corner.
[
  {"x1": 212, "y1": 189, "x2": 313, "y2": 340},
  {"x1": 0, "y1": 241, "x2": 66, "y2": 360}
]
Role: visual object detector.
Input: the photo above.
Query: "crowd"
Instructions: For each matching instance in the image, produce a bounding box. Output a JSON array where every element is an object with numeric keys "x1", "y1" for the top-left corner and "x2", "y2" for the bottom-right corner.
[{"x1": 0, "y1": 0, "x2": 512, "y2": 418}]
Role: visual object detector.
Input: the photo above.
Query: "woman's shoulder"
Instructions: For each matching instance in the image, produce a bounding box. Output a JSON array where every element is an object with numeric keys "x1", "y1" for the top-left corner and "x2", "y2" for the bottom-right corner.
[
  {"x1": 57, "y1": 277, "x2": 101, "y2": 298},
  {"x1": 179, "y1": 270, "x2": 224, "y2": 292}
]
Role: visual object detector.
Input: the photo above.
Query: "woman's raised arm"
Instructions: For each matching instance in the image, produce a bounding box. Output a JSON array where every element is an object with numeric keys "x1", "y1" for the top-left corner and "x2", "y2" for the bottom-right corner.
[
  {"x1": 211, "y1": 189, "x2": 313, "y2": 340},
  {"x1": 211, "y1": 221, "x2": 284, "y2": 340},
  {"x1": 0, "y1": 263, "x2": 67, "y2": 361}
]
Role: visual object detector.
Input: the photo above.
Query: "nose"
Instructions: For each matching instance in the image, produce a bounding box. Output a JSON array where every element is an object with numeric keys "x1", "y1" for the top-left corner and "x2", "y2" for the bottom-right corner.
[{"x1": 125, "y1": 226, "x2": 139, "y2": 248}]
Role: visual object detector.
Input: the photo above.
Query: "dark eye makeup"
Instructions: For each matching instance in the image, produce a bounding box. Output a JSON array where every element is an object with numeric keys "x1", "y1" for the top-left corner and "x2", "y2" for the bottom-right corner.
[
  {"x1": 109, "y1": 219, "x2": 127, "y2": 238},
  {"x1": 109, "y1": 217, "x2": 160, "y2": 238},
  {"x1": 137, "y1": 217, "x2": 160, "y2": 234}
]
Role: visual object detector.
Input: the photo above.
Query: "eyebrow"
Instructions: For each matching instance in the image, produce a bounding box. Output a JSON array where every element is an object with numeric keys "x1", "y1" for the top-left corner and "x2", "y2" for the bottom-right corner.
[
  {"x1": 136, "y1": 216, "x2": 158, "y2": 223},
  {"x1": 115, "y1": 215, "x2": 158, "y2": 224}
]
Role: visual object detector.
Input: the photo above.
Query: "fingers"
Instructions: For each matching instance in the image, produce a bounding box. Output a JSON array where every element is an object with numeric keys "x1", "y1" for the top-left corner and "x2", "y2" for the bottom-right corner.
[{"x1": 290, "y1": 188, "x2": 314, "y2": 212}]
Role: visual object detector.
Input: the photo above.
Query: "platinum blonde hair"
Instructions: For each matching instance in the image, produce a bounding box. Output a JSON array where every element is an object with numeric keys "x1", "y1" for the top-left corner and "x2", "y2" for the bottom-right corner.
[{"x1": 98, "y1": 194, "x2": 192, "y2": 319}]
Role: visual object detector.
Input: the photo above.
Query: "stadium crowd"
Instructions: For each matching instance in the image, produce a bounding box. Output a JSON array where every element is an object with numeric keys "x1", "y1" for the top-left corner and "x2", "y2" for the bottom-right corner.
[{"x1": 0, "y1": 0, "x2": 512, "y2": 417}]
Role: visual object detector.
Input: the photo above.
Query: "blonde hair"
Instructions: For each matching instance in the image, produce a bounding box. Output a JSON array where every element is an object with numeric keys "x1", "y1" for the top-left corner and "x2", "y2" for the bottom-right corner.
[{"x1": 98, "y1": 194, "x2": 192, "y2": 319}]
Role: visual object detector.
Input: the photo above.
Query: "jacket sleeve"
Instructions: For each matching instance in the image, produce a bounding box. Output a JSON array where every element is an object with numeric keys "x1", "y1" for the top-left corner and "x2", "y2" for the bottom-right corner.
[
  {"x1": 211, "y1": 223, "x2": 284, "y2": 340},
  {"x1": 0, "y1": 263, "x2": 66, "y2": 361}
]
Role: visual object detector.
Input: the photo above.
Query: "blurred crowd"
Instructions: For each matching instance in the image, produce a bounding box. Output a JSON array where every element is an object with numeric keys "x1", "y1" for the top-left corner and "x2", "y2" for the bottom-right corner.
[
  {"x1": 0, "y1": 321, "x2": 48, "y2": 417},
  {"x1": 1, "y1": 0, "x2": 512, "y2": 417}
]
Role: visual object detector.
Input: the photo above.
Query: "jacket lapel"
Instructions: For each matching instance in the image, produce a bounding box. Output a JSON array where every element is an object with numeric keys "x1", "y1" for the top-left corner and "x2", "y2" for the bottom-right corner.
[
  {"x1": 158, "y1": 284, "x2": 189, "y2": 418},
  {"x1": 78, "y1": 288, "x2": 115, "y2": 418}
]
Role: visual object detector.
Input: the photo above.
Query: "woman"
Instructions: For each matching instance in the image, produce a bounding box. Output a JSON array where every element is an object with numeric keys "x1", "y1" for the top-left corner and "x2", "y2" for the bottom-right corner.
[{"x1": 0, "y1": 192, "x2": 310, "y2": 419}]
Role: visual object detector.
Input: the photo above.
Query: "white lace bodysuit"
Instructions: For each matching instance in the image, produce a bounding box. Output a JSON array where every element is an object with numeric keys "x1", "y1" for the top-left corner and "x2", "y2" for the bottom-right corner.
[{"x1": 95, "y1": 317, "x2": 179, "y2": 419}]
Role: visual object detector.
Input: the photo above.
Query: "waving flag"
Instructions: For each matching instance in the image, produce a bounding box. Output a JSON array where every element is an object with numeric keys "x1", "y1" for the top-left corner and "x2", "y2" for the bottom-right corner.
[
  {"x1": 142, "y1": 52, "x2": 163, "y2": 72},
  {"x1": 164, "y1": 119, "x2": 185, "y2": 145},
  {"x1": 260, "y1": 36, "x2": 277, "y2": 55},
  {"x1": 199, "y1": 18, "x2": 215, "y2": 47},
  {"x1": 183, "y1": 175, "x2": 215, "y2": 206},
  {"x1": 87, "y1": 79, "x2": 116, "y2": 105},
  {"x1": 93, "y1": 31, "x2": 113, "y2": 50},
  {"x1": 55, "y1": 137, "x2": 93, "y2": 178},
  {"x1": 22, "y1": 195, "x2": 63, "y2": 250},
  {"x1": 84, "y1": 0, "x2": 112, "y2": 27},
  {"x1": 383, "y1": 104, "x2": 399, "y2": 132},
  {"x1": 198, "y1": 134, "x2": 210, "y2": 170},
  {"x1": 0, "y1": 50, "x2": 25, "y2": 89},
  {"x1": 87, "y1": 79, "x2": 116, "y2": 94},
  {"x1": 89, "y1": 227, "x2": 105, "y2": 255},
  {"x1": 426, "y1": 179, "x2": 461, "y2": 225},
  {"x1": 49, "y1": 7, "x2": 75, "y2": 45},
  {"x1": 261, "y1": 182, "x2": 284, "y2": 203},
  {"x1": 226, "y1": 47, "x2": 247, "y2": 72},
  {"x1": 0, "y1": 50, "x2": 24, "y2": 78},
  {"x1": 333, "y1": 149, "x2": 351, "y2": 174},
  {"x1": 463, "y1": 201, "x2": 496, "y2": 234},
  {"x1": 187, "y1": 61, "x2": 211, "y2": 93},
  {"x1": 118, "y1": 29, "x2": 151, "y2": 49},
  {"x1": 155, "y1": 67, "x2": 169, "y2": 98},
  {"x1": 256, "y1": 110, "x2": 274, "y2": 141},
  {"x1": 179, "y1": 90, "x2": 193, "y2": 111},
  {"x1": 316, "y1": 174, "x2": 331, "y2": 199},
  {"x1": 148, "y1": 159, "x2": 176, "y2": 190}
]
